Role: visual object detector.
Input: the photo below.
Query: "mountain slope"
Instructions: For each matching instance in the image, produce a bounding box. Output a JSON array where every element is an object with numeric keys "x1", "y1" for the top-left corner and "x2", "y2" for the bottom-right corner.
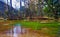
[{"x1": 0, "y1": 1, "x2": 18, "y2": 19}]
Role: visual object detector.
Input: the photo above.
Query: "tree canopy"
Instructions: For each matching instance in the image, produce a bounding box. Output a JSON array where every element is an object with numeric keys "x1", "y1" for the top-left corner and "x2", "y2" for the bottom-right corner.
[{"x1": 44, "y1": 0, "x2": 60, "y2": 20}]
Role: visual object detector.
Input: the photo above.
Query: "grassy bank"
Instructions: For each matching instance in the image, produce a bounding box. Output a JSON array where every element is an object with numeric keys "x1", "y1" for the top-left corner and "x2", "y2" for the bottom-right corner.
[
  {"x1": 0, "y1": 20, "x2": 60, "y2": 36},
  {"x1": 11, "y1": 20, "x2": 59, "y2": 36},
  {"x1": 13, "y1": 20, "x2": 59, "y2": 29}
]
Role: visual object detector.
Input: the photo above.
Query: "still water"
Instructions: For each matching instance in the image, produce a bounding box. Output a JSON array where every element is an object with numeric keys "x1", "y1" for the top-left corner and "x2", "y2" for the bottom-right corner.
[
  {"x1": 0, "y1": 23, "x2": 58, "y2": 37},
  {"x1": 0, "y1": 24, "x2": 26, "y2": 37},
  {"x1": 0, "y1": 23, "x2": 41, "y2": 37},
  {"x1": 11, "y1": 24, "x2": 25, "y2": 37}
]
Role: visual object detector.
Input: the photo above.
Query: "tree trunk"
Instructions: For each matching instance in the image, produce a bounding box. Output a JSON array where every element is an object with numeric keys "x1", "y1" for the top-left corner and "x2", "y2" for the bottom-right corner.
[{"x1": 54, "y1": 10, "x2": 58, "y2": 22}]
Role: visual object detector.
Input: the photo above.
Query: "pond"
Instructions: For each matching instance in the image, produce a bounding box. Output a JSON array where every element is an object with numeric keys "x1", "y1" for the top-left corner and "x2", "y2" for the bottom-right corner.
[
  {"x1": 0, "y1": 22, "x2": 59, "y2": 37},
  {"x1": 6, "y1": 23, "x2": 25, "y2": 33},
  {"x1": 0, "y1": 23, "x2": 26, "y2": 37}
]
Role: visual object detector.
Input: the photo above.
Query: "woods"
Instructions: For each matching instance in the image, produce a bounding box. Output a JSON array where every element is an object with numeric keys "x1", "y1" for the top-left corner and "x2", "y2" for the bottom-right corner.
[{"x1": 0, "y1": 0, "x2": 60, "y2": 21}]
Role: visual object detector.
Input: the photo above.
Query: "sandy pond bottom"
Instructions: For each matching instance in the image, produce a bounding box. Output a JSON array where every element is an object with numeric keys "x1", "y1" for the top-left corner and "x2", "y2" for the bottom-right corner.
[{"x1": 0, "y1": 26, "x2": 51, "y2": 37}]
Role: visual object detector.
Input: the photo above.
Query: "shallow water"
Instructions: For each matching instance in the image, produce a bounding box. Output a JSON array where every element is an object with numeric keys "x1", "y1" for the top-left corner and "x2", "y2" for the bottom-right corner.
[
  {"x1": 0, "y1": 23, "x2": 58, "y2": 37},
  {"x1": 0, "y1": 26, "x2": 39, "y2": 37}
]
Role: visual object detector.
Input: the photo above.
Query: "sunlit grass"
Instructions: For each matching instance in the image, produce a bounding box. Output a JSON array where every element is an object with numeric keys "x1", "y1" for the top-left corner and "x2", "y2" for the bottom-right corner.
[
  {"x1": 0, "y1": 20, "x2": 59, "y2": 36},
  {"x1": 11, "y1": 20, "x2": 59, "y2": 36},
  {"x1": 13, "y1": 20, "x2": 59, "y2": 29}
]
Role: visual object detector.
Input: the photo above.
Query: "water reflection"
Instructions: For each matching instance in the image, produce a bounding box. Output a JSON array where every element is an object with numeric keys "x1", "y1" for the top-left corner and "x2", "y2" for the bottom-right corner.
[
  {"x1": 13, "y1": 24, "x2": 22, "y2": 34},
  {"x1": 5, "y1": 24, "x2": 25, "y2": 37},
  {"x1": 13, "y1": 24, "x2": 22, "y2": 37},
  {"x1": 0, "y1": 23, "x2": 46, "y2": 37}
]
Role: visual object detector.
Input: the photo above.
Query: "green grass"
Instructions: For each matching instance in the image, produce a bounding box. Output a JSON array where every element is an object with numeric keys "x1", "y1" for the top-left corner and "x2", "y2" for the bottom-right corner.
[
  {"x1": 0, "y1": 20, "x2": 60, "y2": 36},
  {"x1": 13, "y1": 20, "x2": 59, "y2": 30},
  {"x1": 11, "y1": 20, "x2": 59, "y2": 36}
]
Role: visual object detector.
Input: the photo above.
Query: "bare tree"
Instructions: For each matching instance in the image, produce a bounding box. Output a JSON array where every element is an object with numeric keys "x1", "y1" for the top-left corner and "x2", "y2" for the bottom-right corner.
[{"x1": 37, "y1": 0, "x2": 44, "y2": 17}]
